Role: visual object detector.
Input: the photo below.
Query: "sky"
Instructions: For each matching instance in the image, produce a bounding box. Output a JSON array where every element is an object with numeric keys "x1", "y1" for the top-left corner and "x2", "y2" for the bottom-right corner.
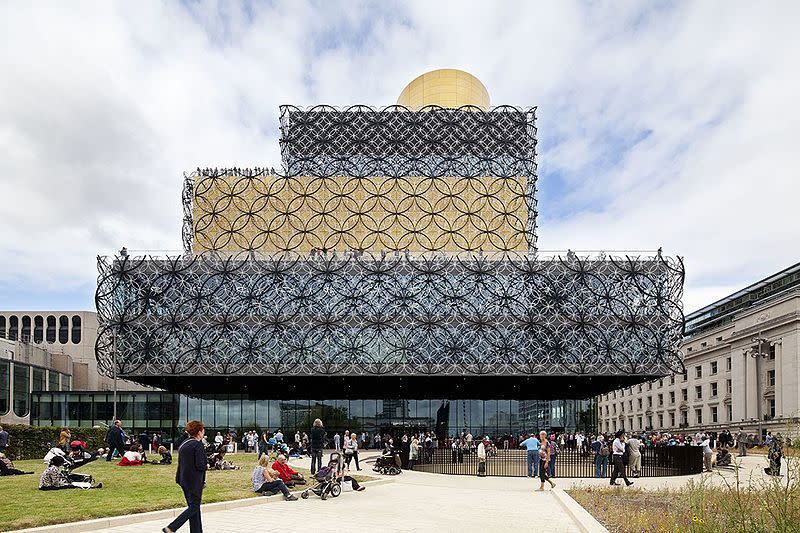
[{"x1": 0, "y1": 0, "x2": 798, "y2": 314}]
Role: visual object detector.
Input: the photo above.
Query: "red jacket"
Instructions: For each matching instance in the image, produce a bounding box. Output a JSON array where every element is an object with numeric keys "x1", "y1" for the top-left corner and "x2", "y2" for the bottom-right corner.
[{"x1": 271, "y1": 460, "x2": 298, "y2": 483}]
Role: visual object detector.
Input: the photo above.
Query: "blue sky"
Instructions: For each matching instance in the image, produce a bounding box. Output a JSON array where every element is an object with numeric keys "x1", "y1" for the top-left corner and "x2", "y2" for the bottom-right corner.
[{"x1": 0, "y1": 0, "x2": 798, "y2": 314}]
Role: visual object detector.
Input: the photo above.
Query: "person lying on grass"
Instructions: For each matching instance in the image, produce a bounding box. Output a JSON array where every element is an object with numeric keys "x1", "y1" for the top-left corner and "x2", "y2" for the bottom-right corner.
[{"x1": 0, "y1": 452, "x2": 34, "y2": 476}]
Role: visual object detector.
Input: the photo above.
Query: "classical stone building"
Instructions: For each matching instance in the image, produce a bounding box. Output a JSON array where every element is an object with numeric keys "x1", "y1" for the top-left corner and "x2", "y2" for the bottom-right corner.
[
  {"x1": 0, "y1": 311, "x2": 153, "y2": 424},
  {"x1": 598, "y1": 261, "x2": 800, "y2": 438}
]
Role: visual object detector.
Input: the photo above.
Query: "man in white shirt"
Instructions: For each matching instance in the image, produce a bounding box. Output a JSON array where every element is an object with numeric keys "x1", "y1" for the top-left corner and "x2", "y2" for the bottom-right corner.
[
  {"x1": 610, "y1": 430, "x2": 633, "y2": 486},
  {"x1": 701, "y1": 434, "x2": 713, "y2": 472},
  {"x1": 275, "y1": 429, "x2": 283, "y2": 442}
]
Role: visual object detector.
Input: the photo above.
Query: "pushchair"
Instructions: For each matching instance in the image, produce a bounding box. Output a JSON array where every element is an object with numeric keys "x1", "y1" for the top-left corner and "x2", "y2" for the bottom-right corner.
[
  {"x1": 373, "y1": 448, "x2": 403, "y2": 475},
  {"x1": 301, "y1": 452, "x2": 343, "y2": 500}
]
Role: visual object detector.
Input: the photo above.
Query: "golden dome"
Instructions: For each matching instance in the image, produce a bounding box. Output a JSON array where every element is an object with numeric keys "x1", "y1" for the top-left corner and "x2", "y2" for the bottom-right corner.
[{"x1": 397, "y1": 69, "x2": 490, "y2": 109}]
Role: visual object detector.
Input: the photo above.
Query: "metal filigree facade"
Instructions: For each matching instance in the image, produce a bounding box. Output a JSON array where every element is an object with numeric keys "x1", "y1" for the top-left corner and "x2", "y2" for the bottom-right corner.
[
  {"x1": 95, "y1": 251, "x2": 683, "y2": 380},
  {"x1": 183, "y1": 105, "x2": 538, "y2": 255},
  {"x1": 96, "y1": 103, "x2": 685, "y2": 397}
]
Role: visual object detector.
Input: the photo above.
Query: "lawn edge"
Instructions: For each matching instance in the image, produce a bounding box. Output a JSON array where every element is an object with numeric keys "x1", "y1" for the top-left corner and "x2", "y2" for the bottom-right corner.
[
  {"x1": 552, "y1": 488, "x2": 609, "y2": 533},
  {"x1": 10, "y1": 478, "x2": 394, "y2": 533}
]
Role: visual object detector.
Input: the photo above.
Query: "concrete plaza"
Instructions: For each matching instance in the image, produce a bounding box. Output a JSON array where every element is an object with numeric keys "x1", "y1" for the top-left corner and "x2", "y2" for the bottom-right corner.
[
  {"x1": 16, "y1": 452, "x2": 787, "y2": 533},
  {"x1": 88, "y1": 469, "x2": 585, "y2": 533}
]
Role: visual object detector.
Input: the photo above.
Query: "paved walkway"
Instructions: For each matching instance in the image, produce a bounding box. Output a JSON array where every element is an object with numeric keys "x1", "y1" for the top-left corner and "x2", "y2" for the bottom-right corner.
[
  {"x1": 92, "y1": 453, "x2": 583, "y2": 533},
  {"x1": 45, "y1": 452, "x2": 784, "y2": 533}
]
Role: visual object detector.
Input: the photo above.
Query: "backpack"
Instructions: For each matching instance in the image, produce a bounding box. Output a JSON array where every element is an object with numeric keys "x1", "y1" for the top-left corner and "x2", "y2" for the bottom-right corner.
[
  {"x1": 600, "y1": 443, "x2": 610, "y2": 457},
  {"x1": 622, "y1": 442, "x2": 631, "y2": 465}
]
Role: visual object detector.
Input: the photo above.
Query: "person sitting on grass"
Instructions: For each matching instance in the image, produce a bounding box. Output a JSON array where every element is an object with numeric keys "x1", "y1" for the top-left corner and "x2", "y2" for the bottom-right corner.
[
  {"x1": 212, "y1": 446, "x2": 239, "y2": 470},
  {"x1": 68, "y1": 440, "x2": 99, "y2": 469},
  {"x1": 271, "y1": 454, "x2": 306, "y2": 487},
  {"x1": 118, "y1": 444, "x2": 144, "y2": 466},
  {"x1": 39, "y1": 455, "x2": 102, "y2": 490},
  {"x1": 156, "y1": 445, "x2": 173, "y2": 465},
  {"x1": 251, "y1": 455, "x2": 297, "y2": 500},
  {"x1": 0, "y1": 452, "x2": 33, "y2": 476}
]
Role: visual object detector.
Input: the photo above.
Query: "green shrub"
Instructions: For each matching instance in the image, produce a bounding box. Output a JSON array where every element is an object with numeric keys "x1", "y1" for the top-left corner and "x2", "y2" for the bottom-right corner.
[{"x1": 2, "y1": 425, "x2": 108, "y2": 460}]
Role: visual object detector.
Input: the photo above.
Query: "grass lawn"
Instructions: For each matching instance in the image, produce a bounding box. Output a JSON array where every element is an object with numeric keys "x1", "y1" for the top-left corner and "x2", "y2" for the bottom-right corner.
[{"x1": 0, "y1": 454, "x2": 374, "y2": 531}]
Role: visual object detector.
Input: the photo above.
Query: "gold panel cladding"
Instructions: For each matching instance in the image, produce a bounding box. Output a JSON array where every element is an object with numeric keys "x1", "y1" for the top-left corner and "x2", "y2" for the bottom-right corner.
[{"x1": 192, "y1": 174, "x2": 529, "y2": 253}]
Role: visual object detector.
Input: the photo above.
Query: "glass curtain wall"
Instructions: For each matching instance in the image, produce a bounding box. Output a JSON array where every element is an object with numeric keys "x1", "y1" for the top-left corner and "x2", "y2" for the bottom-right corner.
[
  {"x1": 0, "y1": 360, "x2": 9, "y2": 415},
  {"x1": 30, "y1": 393, "x2": 597, "y2": 441}
]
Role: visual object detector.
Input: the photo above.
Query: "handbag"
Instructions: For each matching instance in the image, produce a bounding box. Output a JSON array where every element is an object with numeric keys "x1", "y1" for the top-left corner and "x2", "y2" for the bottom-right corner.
[{"x1": 341, "y1": 479, "x2": 353, "y2": 491}]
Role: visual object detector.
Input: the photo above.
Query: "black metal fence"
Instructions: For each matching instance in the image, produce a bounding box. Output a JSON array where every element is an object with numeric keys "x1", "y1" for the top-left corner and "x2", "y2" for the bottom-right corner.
[{"x1": 411, "y1": 446, "x2": 702, "y2": 478}]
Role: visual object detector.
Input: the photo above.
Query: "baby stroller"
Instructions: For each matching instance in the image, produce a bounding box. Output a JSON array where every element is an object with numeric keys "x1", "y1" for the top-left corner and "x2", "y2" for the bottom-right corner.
[
  {"x1": 373, "y1": 448, "x2": 403, "y2": 475},
  {"x1": 301, "y1": 452, "x2": 343, "y2": 500}
]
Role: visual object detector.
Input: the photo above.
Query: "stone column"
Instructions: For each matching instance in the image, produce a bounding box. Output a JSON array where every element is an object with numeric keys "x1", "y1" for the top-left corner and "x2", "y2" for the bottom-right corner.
[
  {"x1": 774, "y1": 341, "x2": 783, "y2": 417},
  {"x1": 732, "y1": 350, "x2": 747, "y2": 423},
  {"x1": 745, "y1": 351, "x2": 759, "y2": 421}
]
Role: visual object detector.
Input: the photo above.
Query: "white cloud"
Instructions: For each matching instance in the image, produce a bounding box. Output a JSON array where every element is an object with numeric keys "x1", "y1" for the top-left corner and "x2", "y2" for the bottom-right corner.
[{"x1": 0, "y1": 0, "x2": 797, "y2": 313}]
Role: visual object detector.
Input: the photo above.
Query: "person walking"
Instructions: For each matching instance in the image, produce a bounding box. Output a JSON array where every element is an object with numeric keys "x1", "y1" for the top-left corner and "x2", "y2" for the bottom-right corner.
[
  {"x1": 409, "y1": 435, "x2": 419, "y2": 470},
  {"x1": 105, "y1": 420, "x2": 127, "y2": 462},
  {"x1": 0, "y1": 426, "x2": 9, "y2": 454},
  {"x1": 627, "y1": 434, "x2": 642, "y2": 477},
  {"x1": 548, "y1": 435, "x2": 558, "y2": 477},
  {"x1": 592, "y1": 435, "x2": 609, "y2": 478},
  {"x1": 477, "y1": 437, "x2": 487, "y2": 477},
  {"x1": 610, "y1": 430, "x2": 633, "y2": 486},
  {"x1": 537, "y1": 431, "x2": 555, "y2": 491},
  {"x1": 333, "y1": 432, "x2": 341, "y2": 452},
  {"x1": 163, "y1": 420, "x2": 208, "y2": 533},
  {"x1": 519, "y1": 433, "x2": 541, "y2": 478},
  {"x1": 344, "y1": 432, "x2": 360, "y2": 470},
  {"x1": 701, "y1": 434, "x2": 713, "y2": 473},
  {"x1": 736, "y1": 427, "x2": 748, "y2": 457},
  {"x1": 309, "y1": 418, "x2": 325, "y2": 475}
]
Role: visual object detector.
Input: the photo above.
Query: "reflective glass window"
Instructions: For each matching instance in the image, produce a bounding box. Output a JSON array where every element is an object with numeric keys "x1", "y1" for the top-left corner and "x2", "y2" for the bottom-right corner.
[
  {"x1": 255, "y1": 400, "x2": 269, "y2": 430},
  {"x1": 34, "y1": 315, "x2": 43, "y2": 343},
  {"x1": 68, "y1": 393, "x2": 81, "y2": 424},
  {"x1": 0, "y1": 315, "x2": 5, "y2": 338},
  {"x1": 21, "y1": 316, "x2": 31, "y2": 342},
  {"x1": 58, "y1": 316, "x2": 69, "y2": 344},
  {"x1": 71, "y1": 315, "x2": 82, "y2": 344},
  {"x1": 32, "y1": 367, "x2": 45, "y2": 391},
  {"x1": 187, "y1": 396, "x2": 202, "y2": 423},
  {"x1": 48, "y1": 370, "x2": 59, "y2": 391},
  {"x1": 0, "y1": 359, "x2": 9, "y2": 415},
  {"x1": 8, "y1": 316, "x2": 18, "y2": 341},
  {"x1": 61, "y1": 374, "x2": 70, "y2": 391},
  {"x1": 46, "y1": 316, "x2": 56, "y2": 343},
  {"x1": 13, "y1": 363, "x2": 30, "y2": 416},
  {"x1": 242, "y1": 399, "x2": 256, "y2": 430}
]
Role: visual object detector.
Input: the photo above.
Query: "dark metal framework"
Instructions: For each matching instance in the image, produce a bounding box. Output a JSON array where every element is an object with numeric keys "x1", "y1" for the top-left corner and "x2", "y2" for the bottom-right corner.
[
  {"x1": 95, "y1": 250, "x2": 684, "y2": 394},
  {"x1": 183, "y1": 105, "x2": 538, "y2": 254},
  {"x1": 97, "y1": 104, "x2": 685, "y2": 398}
]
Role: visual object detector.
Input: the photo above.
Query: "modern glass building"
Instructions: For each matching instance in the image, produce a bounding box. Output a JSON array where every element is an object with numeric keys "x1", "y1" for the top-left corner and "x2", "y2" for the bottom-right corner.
[
  {"x1": 85, "y1": 69, "x2": 683, "y2": 439},
  {"x1": 31, "y1": 393, "x2": 595, "y2": 439}
]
